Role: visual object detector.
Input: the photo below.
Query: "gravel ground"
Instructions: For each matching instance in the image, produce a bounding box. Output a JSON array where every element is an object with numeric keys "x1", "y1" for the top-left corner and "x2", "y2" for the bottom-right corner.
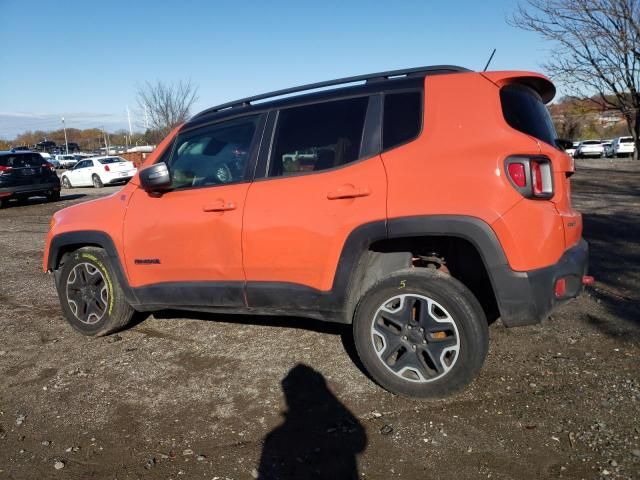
[{"x1": 0, "y1": 160, "x2": 639, "y2": 480}]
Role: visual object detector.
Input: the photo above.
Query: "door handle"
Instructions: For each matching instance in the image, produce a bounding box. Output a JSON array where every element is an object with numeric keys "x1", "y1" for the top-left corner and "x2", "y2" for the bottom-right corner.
[
  {"x1": 327, "y1": 186, "x2": 371, "y2": 200},
  {"x1": 203, "y1": 201, "x2": 236, "y2": 212}
]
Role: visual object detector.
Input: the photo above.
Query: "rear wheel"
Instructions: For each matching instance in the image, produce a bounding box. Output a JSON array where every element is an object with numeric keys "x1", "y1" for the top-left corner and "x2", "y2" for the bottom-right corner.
[
  {"x1": 47, "y1": 191, "x2": 60, "y2": 202},
  {"x1": 353, "y1": 269, "x2": 488, "y2": 399},
  {"x1": 92, "y1": 175, "x2": 103, "y2": 188},
  {"x1": 56, "y1": 247, "x2": 134, "y2": 336}
]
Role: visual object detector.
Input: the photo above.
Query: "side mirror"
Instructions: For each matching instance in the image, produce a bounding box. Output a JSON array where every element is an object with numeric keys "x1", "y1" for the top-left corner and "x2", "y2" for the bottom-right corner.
[{"x1": 139, "y1": 162, "x2": 172, "y2": 192}]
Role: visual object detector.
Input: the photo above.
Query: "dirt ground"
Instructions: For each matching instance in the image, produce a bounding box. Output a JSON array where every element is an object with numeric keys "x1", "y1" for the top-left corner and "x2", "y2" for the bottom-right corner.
[{"x1": 0, "y1": 160, "x2": 639, "y2": 480}]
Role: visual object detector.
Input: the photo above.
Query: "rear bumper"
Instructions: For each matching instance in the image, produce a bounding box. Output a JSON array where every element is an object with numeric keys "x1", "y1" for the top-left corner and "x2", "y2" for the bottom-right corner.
[
  {"x1": 0, "y1": 180, "x2": 61, "y2": 197},
  {"x1": 577, "y1": 151, "x2": 603, "y2": 157},
  {"x1": 103, "y1": 172, "x2": 136, "y2": 184},
  {"x1": 492, "y1": 239, "x2": 589, "y2": 327}
]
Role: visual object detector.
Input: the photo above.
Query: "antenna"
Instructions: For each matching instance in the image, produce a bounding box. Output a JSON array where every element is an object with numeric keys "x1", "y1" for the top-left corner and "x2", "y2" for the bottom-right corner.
[{"x1": 483, "y1": 48, "x2": 497, "y2": 72}]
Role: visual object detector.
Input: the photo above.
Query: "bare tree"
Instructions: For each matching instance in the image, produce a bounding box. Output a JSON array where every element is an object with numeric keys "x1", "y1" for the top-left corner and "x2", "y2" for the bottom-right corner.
[
  {"x1": 136, "y1": 80, "x2": 199, "y2": 139},
  {"x1": 511, "y1": 0, "x2": 640, "y2": 159}
]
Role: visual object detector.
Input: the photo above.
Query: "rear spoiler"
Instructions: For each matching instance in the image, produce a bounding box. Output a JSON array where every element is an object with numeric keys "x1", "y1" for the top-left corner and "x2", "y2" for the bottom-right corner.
[{"x1": 480, "y1": 71, "x2": 556, "y2": 104}]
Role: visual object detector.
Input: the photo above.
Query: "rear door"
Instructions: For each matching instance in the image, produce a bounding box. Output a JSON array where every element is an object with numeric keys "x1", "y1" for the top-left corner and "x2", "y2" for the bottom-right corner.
[{"x1": 242, "y1": 96, "x2": 387, "y2": 310}]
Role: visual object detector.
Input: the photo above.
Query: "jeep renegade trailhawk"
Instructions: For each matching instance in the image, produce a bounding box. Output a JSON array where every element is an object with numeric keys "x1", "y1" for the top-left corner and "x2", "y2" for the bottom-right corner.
[{"x1": 44, "y1": 66, "x2": 589, "y2": 398}]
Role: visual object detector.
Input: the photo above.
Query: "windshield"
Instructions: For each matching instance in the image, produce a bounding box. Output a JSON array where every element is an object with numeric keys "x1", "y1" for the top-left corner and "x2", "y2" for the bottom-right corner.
[
  {"x1": 98, "y1": 157, "x2": 125, "y2": 164},
  {"x1": 500, "y1": 84, "x2": 558, "y2": 148}
]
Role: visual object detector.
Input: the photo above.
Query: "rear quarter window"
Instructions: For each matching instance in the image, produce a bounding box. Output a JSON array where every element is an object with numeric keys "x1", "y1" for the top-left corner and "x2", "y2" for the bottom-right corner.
[
  {"x1": 500, "y1": 84, "x2": 558, "y2": 148},
  {"x1": 383, "y1": 91, "x2": 422, "y2": 150}
]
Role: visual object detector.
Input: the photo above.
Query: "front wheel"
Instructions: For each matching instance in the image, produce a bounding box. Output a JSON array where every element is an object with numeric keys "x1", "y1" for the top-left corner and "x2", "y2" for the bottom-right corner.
[
  {"x1": 56, "y1": 247, "x2": 134, "y2": 336},
  {"x1": 353, "y1": 269, "x2": 488, "y2": 399},
  {"x1": 61, "y1": 177, "x2": 72, "y2": 189}
]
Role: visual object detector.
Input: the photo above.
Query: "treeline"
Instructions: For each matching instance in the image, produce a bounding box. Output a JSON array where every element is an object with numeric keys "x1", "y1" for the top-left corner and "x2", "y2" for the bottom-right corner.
[
  {"x1": 0, "y1": 128, "x2": 165, "y2": 151},
  {"x1": 550, "y1": 96, "x2": 632, "y2": 141}
]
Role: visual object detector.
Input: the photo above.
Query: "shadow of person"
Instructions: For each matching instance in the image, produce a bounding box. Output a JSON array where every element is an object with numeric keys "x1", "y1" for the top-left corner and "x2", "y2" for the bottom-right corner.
[{"x1": 258, "y1": 364, "x2": 367, "y2": 479}]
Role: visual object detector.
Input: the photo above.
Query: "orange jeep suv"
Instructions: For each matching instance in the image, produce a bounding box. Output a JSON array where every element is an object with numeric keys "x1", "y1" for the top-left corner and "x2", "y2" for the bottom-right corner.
[{"x1": 44, "y1": 66, "x2": 589, "y2": 398}]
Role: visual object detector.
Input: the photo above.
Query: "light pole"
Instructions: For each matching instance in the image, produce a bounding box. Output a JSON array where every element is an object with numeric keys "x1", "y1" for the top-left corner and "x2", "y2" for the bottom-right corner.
[{"x1": 61, "y1": 117, "x2": 69, "y2": 155}]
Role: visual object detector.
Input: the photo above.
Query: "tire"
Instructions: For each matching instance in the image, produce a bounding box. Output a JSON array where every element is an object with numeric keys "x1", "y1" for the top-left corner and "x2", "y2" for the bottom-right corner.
[
  {"x1": 92, "y1": 175, "x2": 104, "y2": 188},
  {"x1": 56, "y1": 247, "x2": 134, "y2": 336},
  {"x1": 47, "y1": 191, "x2": 61, "y2": 202},
  {"x1": 353, "y1": 268, "x2": 488, "y2": 399},
  {"x1": 62, "y1": 177, "x2": 72, "y2": 189}
]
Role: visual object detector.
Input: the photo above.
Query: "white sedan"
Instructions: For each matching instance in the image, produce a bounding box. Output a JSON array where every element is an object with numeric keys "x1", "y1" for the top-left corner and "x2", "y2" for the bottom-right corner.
[
  {"x1": 61, "y1": 156, "x2": 137, "y2": 188},
  {"x1": 575, "y1": 140, "x2": 605, "y2": 158}
]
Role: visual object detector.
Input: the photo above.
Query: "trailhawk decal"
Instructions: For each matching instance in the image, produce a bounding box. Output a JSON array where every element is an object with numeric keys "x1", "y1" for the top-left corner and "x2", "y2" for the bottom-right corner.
[{"x1": 80, "y1": 252, "x2": 114, "y2": 316}]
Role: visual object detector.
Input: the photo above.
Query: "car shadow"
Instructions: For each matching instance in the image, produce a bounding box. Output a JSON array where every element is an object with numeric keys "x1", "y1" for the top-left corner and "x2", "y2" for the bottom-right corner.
[
  {"x1": 256, "y1": 364, "x2": 367, "y2": 479},
  {"x1": 0, "y1": 194, "x2": 86, "y2": 209},
  {"x1": 149, "y1": 310, "x2": 371, "y2": 380},
  {"x1": 581, "y1": 211, "x2": 640, "y2": 335}
]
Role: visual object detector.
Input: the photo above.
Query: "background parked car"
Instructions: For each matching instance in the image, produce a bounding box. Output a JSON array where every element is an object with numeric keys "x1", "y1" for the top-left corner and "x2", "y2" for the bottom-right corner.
[
  {"x1": 609, "y1": 136, "x2": 635, "y2": 157},
  {"x1": 54, "y1": 154, "x2": 79, "y2": 168},
  {"x1": 575, "y1": 140, "x2": 604, "y2": 158},
  {"x1": 602, "y1": 140, "x2": 613, "y2": 157},
  {"x1": 60, "y1": 156, "x2": 137, "y2": 188},
  {"x1": 565, "y1": 141, "x2": 579, "y2": 157},
  {"x1": 46, "y1": 156, "x2": 61, "y2": 169},
  {"x1": 0, "y1": 151, "x2": 61, "y2": 207}
]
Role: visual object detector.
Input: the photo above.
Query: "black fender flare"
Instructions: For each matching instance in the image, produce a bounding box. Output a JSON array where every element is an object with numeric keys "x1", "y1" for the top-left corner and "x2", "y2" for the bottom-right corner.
[
  {"x1": 47, "y1": 230, "x2": 139, "y2": 305},
  {"x1": 340, "y1": 215, "x2": 512, "y2": 322}
]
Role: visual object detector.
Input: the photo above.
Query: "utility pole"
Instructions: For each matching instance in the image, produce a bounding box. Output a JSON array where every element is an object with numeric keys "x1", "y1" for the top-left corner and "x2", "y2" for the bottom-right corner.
[
  {"x1": 126, "y1": 105, "x2": 133, "y2": 137},
  {"x1": 102, "y1": 126, "x2": 110, "y2": 155},
  {"x1": 61, "y1": 117, "x2": 69, "y2": 154}
]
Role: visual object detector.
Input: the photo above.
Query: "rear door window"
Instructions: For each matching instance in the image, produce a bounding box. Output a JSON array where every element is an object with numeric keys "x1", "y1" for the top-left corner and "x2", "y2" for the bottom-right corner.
[
  {"x1": 383, "y1": 92, "x2": 422, "y2": 150},
  {"x1": 269, "y1": 97, "x2": 369, "y2": 176},
  {"x1": 500, "y1": 84, "x2": 558, "y2": 148}
]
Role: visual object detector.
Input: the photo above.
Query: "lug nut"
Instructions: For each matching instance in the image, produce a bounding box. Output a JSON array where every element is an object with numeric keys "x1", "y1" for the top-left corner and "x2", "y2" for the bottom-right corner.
[
  {"x1": 419, "y1": 327, "x2": 424, "y2": 332},
  {"x1": 412, "y1": 345, "x2": 417, "y2": 350},
  {"x1": 402, "y1": 336, "x2": 407, "y2": 340},
  {"x1": 422, "y1": 340, "x2": 427, "y2": 344}
]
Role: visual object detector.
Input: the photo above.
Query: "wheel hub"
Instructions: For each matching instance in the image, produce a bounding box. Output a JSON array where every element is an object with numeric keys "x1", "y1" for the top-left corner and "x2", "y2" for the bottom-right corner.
[
  {"x1": 66, "y1": 262, "x2": 108, "y2": 325},
  {"x1": 370, "y1": 293, "x2": 460, "y2": 383}
]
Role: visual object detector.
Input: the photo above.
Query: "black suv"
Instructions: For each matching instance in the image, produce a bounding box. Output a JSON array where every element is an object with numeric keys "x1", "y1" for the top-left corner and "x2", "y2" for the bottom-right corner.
[{"x1": 0, "y1": 151, "x2": 61, "y2": 207}]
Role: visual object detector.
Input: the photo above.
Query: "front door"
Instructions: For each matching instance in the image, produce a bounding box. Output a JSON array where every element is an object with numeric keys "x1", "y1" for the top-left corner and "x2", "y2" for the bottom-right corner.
[
  {"x1": 68, "y1": 160, "x2": 92, "y2": 186},
  {"x1": 122, "y1": 114, "x2": 265, "y2": 308}
]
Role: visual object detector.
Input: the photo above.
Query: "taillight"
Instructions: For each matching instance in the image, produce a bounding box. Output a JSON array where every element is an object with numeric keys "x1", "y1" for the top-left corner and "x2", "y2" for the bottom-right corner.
[
  {"x1": 104, "y1": 165, "x2": 110, "y2": 172},
  {"x1": 0, "y1": 165, "x2": 12, "y2": 174},
  {"x1": 507, "y1": 163, "x2": 526, "y2": 187},
  {"x1": 505, "y1": 156, "x2": 554, "y2": 199},
  {"x1": 42, "y1": 163, "x2": 55, "y2": 172},
  {"x1": 531, "y1": 161, "x2": 543, "y2": 194}
]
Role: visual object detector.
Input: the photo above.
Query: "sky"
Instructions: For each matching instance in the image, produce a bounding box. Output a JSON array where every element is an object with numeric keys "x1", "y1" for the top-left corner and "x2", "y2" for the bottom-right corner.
[{"x1": 0, "y1": 0, "x2": 553, "y2": 139}]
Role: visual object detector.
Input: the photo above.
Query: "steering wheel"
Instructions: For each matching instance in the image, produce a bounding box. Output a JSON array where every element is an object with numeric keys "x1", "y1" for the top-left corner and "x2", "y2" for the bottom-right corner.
[{"x1": 213, "y1": 164, "x2": 233, "y2": 184}]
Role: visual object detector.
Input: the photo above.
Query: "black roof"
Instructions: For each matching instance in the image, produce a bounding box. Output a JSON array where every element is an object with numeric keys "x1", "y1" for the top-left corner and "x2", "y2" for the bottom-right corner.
[
  {"x1": 0, "y1": 150, "x2": 39, "y2": 156},
  {"x1": 186, "y1": 65, "x2": 470, "y2": 130}
]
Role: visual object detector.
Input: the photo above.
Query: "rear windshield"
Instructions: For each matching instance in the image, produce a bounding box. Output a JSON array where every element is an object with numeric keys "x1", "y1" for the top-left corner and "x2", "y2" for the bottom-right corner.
[
  {"x1": 500, "y1": 84, "x2": 558, "y2": 148},
  {"x1": 582, "y1": 140, "x2": 601, "y2": 145},
  {"x1": 98, "y1": 157, "x2": 125, "y2": 164},
  {"x1": 620, "y1": 137, "x2": 633, "y2": 143},
  {"x1": 0, "y1": 154, "x2": 45, "y2": 167}
]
